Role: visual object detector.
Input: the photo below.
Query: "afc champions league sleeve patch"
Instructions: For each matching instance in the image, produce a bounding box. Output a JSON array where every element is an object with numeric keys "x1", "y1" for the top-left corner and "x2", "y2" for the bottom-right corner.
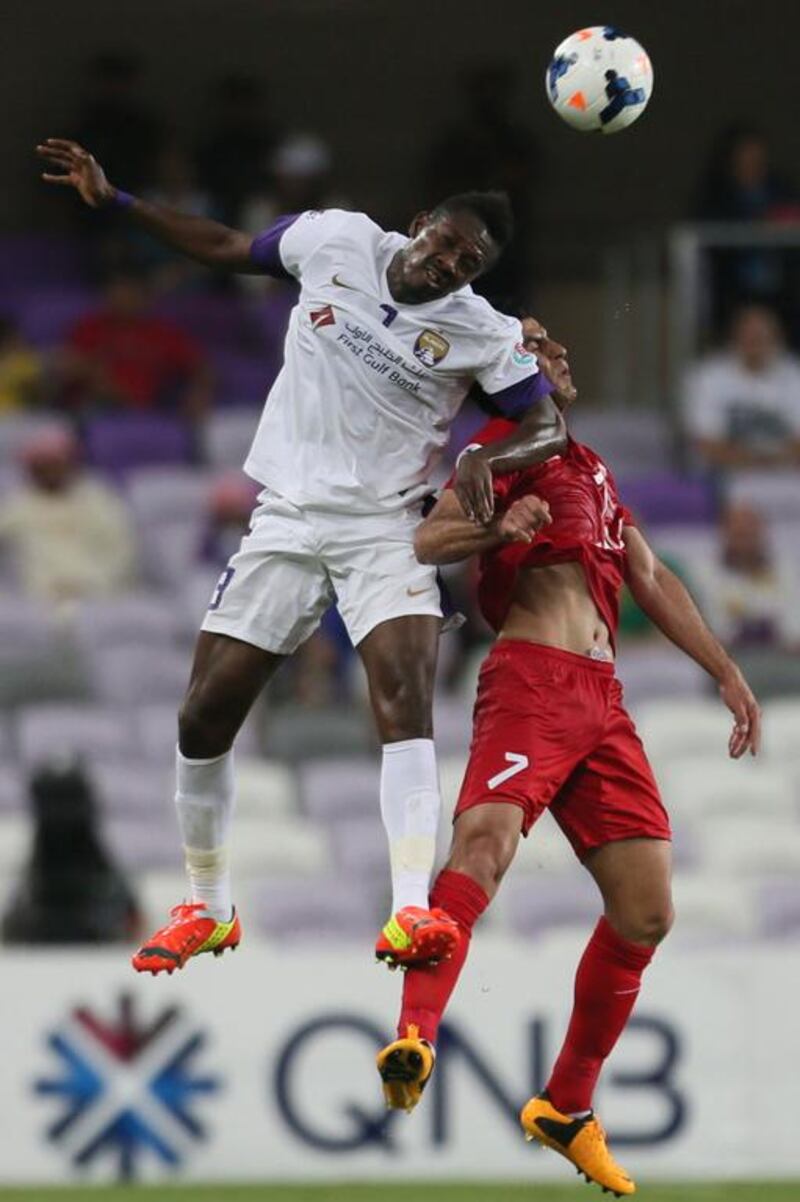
[
  {"x1": 512, "y1": 341, "x2": 536, "y2": 368},
  {"x1": 413, "y1": 329, "x2": 450, "y2": 367}
]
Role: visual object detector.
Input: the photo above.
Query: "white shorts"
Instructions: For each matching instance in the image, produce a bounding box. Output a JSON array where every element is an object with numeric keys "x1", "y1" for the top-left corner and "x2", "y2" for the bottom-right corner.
[{"x1": 201, "y1": 487, "x2": 445, "y2": 654}]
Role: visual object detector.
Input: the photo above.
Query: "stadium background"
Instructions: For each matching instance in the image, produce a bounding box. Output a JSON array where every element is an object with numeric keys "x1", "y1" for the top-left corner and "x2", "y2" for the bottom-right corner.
[{"x1": 0, "y1": 2, "x2": 799, "y2": 1198}]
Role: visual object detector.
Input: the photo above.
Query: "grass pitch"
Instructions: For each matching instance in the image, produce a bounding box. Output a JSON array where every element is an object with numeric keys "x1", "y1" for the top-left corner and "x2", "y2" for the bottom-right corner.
[{"x1": 0, "y1": 1185, "x2": 797, "y2": 1202}]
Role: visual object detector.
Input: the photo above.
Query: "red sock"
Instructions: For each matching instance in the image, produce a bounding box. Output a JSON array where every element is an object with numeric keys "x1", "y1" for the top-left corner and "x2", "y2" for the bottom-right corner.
[
  {"x1": 398, "y1": 869, "x2": 489, "y2": 1044},
  {"x1": 547, "y1": 916, "x2": 656, "y2": 1114}
]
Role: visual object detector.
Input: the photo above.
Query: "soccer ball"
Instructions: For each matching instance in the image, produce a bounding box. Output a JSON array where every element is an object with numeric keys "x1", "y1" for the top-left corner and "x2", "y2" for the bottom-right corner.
[{"x1": 546, "y1": 26, "x2": 653, "y2": 134}]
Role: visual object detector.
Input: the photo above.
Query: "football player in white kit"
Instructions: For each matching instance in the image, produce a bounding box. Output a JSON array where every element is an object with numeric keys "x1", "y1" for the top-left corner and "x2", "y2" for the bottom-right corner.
[{"x1": 38, "y1": 138, "x2": 563, "y2": 975}]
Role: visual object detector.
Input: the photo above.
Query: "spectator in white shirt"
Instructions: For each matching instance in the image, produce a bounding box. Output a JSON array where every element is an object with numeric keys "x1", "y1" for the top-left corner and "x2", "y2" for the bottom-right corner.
[
  {"x1": 682, "y1": 304, "x2": 800, "y2": 469},
  {"x1": 692, "y1": 501, "x2": 800, "y2": 649},
  {"x1": 0, "y1": 426, "x2": 137, "y2": 605}
]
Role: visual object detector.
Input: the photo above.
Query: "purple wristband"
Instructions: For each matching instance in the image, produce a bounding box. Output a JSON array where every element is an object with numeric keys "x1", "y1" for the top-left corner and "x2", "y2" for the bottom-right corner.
[{"x1": 111, "y1": 189, "x2": 134, "y2": 210}]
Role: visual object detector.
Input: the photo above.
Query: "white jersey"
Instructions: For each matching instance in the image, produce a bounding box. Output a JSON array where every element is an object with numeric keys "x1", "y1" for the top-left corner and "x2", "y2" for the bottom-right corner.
[{"x1": 244, "y1": 209, "x2": 544, "y2": 513}]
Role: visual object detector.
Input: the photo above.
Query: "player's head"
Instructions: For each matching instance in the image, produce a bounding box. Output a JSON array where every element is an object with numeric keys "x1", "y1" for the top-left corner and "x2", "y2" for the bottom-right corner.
[
  {"x1": 521, "y1": 316, "x2": 577, "y2": 411},
  {"x1": 391, "y1": 191, "x2": 513, "y2": 303}
]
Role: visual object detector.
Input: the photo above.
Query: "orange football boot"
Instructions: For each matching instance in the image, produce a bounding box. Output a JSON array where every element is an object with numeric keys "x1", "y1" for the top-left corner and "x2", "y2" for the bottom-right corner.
[
  {"x1": 376, "y1": 1023, "x2": 436, "y2": 1112},
  {"x1": 131, "y1": 902, "x2": 240, "y2": 975},
  {"x1": 521, "y1": 1093, "x2": 636, "y2": 1196},
  {"x1": 374, "y1": 905, "x2": 460, "y2": 969}
]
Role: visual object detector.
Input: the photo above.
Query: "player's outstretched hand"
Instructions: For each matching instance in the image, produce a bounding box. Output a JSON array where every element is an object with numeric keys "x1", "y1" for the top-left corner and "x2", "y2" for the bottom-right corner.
[
  {"x1": 719, "y1": 664, "x2": 761, "y2": 758},
  {"x1": 36, "y1": 139, "x2": 115, "y2": 208},
  {"x1": 497, "y1": 495, "x2": 551, "y2": 544},
  {"x1": 454, "y1": 452, "x2": 495, "y2": 525}
]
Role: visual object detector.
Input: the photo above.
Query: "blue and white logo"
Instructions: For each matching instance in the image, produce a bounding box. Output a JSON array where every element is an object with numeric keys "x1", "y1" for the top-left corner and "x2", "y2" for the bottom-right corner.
[{"x1": 34, "y1": 993, "x2": 221, "y2": 1180}]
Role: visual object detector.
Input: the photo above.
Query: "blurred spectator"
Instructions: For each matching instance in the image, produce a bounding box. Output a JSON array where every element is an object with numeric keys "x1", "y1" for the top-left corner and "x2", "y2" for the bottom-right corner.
[
  {"x1": 692, "y1": 126, "x2": 800, "y2": 331},
  {"x1": 0, "y1": 317, "x2": 46, "y2": 411},
  {"x1": 692, "y1": 501, "x2": 800, "y2": 649},
  {"x1": 62, "y1": 269, "x2": 212, "y2": 417},
  {"x1": 74, "y1": 52, "x2": 162, "y2": 194},
  {"x1": 682, "y1": 304, "x2": 800, "y2": 469},
  {"x1": 136, "y1": 141, "x2": 215, "y2": 292},
  {"x1": 199, "y1": 471, "x2": 260, "y2": 566},
  {"x1": 421, "y1": 62, "x2": 538, "y2": 309},
  {"x1": 1, "y1": 761, "x2": 141, "y2": 945},
  {"x1": 0, "y1": 426, "x2": 137, "y2": 604},
  {"x1": 196, "y1": 74, "x2": 275, "y2": 225}
]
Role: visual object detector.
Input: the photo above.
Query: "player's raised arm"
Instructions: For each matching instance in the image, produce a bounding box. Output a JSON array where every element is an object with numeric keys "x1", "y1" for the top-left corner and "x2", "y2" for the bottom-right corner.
[
  {"x1": 622, "y1": 524, "x2": 761, "y2": 758},
  {"x1": 414, "y1": 488, "x2": 551, "y2": 566},
  {"x1": 36, "y1": 138, "x2": 258, "y2": 273}
]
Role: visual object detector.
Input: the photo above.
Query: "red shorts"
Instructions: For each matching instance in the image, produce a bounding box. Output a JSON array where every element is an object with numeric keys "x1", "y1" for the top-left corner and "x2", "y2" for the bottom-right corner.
[{"x1": 455, "y1": 640, "x2": 671, "y2": 861}]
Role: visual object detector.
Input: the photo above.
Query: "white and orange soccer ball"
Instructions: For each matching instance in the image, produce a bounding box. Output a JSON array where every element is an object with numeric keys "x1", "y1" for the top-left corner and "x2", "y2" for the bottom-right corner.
[{"x1": 546, "y1": 26, "x2": 653, "y2": 134}]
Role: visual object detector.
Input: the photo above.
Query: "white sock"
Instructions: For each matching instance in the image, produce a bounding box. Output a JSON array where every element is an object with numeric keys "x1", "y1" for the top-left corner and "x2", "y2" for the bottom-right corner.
[
  {"x1": 380, "y1": 738, "x2": 441, "y2": 914},
  {"x1": 174, "y1": 747, "x2": 235, "y2": 921}
]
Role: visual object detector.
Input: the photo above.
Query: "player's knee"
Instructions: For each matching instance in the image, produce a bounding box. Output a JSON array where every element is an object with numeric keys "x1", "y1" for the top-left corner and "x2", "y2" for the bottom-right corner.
[
  {"x1": 178, "y1": 683, "x2": 236, "y2": 759},
  {"x1": 452, "y1": 826, "x2": 516, "y2": 891},
  {"x1": 372, "y1": 661, "x2": 434, "y2": 740},
  {"x1": 621, "y1": 902, "x2": 675, "y2": 946}
]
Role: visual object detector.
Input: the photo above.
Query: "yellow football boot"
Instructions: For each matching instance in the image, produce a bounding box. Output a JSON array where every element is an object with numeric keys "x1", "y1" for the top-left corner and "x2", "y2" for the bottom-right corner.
[
  {"x1": 376, "y1": 1024, "x2": 436, "y2": 1113},
  {"x1": 521, "y1": 1093, "x2": 636, "y2": 1196}
]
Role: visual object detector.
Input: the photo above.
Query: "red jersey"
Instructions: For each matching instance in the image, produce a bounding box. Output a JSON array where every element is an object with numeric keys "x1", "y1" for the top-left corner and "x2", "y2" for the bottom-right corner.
[
  {"x1": 457, "y1": 418, "x2": 635, "y2": 646},
  {"x1": 69, "y1": 314, "x2": 202, "y2": 409}
]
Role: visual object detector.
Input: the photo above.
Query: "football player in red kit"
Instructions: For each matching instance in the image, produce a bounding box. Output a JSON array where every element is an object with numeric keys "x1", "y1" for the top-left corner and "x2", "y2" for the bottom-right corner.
[{"x1": 376, "y1": 318, "x2": 761, "y2": 1197}]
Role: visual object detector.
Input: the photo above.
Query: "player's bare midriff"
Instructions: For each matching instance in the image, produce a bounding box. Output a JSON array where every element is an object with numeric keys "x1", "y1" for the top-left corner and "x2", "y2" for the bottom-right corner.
[{"x1": 498, "y1": 560, "x2": 614, "y2": 662}]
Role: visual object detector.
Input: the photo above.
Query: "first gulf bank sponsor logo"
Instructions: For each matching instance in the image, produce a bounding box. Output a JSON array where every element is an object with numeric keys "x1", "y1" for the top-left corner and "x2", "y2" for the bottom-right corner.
[{"x1": 34, "y1": 993, "x2": 221, "y2": 1180}]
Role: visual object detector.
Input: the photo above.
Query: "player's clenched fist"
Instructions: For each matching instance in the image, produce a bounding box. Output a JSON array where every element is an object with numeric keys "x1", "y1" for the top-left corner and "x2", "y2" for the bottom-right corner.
[
  {"x1": 36, "y1": 139, "x2": 115, "y2": 208},
  {"x1": 497, "y1": 495, "x2": 551, "y2": 544}
]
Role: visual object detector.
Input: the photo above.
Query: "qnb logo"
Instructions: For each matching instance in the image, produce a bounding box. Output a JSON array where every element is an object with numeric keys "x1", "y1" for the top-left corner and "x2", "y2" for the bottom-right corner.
[{"x1": 34, "y1": 993, "x2": 221, "y2": 1180}]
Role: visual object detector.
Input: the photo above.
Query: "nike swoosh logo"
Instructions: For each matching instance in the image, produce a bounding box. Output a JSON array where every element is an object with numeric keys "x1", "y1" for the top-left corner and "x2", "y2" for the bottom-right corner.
[
  {"x1": 332, "y1": 273, "x2": 358, "y2": 290},
  {"x1": 406, "y1": 586, "x2": 431, "y2": 597}
]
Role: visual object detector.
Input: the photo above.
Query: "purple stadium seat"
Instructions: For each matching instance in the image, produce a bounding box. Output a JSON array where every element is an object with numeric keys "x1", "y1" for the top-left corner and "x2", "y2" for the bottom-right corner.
[
  {"x1": 505, "y1": 872, "x2": 599, "y2": 939},
  {"x1": 0, "y1": 236, "x2": 89, "y2": 288},
  {"x1": 153, "y1": 292, "x2": 253, "y2": 350},
  {"x1": 250, "y1": 875, "x2": 385, "y2": 941},
  {"x1": 615, "y1": 646, "x2": 707, "y2": 711},
  {"x1": 432, "y1": 696, "x2": 472, "y2": 756},
  {"x1": 15, "y1": 287, "x2": 96, "y2": 347},
  {"x1": 74, "y1": 593, "x2": 179, "y2": 649},
  {"x1": 125, "y1": 465, "x2": 211, "y2": 524},
  {"x1": 90, "y1": 759, "x2": 173, "y2": 818},
  {"x1": 210, "y1": 348, "x2": 275, "y2": 406},
  {"x1": 759, "y1": 880, "x2": 800, "y2": 939},
  {"x1": 298, "y1": 756, "x2": 380, "y2": 823},
  {"x1": 84, "y1": 415, "x2": 194, "y2": 476},
  {"x1": 138, "y1": 519, "x2": 204, "y2": 592},
  {"x1": 570, "y1": 409, "x2": 672, "y2": 474},
  {"x1": 727, "y1": 470, "x2": 800, "y2": 523},
  {"x1": 103, "y1": 814, "x2": 183, "y2": 871},
  {"x1": 617, "y1": 472, "x2": 716, "y2": 527},
  {"x1": 328, "y1": 818, "x2": 388, "y2": 879},
  {"x1": 0, "y1": 762, "x2": 26, "y2": 814},
  {"x1": 135, "y1": 702, "x2": 260, "y2": 764},
  {"x1": 89, "y1": 644, "x2": 189, "y2": 706},
  {"x1": 0, "y1": 597, "x2": 56, "y2": 657},
  {"x1": 15, "y1": 704, "x2": 134, "y2": 767},
  {"x1": 203, "y1": 409, "x2": 259, "y2": 469}
]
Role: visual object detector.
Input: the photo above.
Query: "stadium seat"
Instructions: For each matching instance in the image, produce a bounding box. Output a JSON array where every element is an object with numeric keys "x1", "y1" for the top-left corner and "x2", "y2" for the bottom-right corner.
[
  {"x1": 632, "y1": 699, "x2": 730, "y2": 762},
  {"x1": 761, "y1": 699, "x2": 800, "y2": 763},
  {"x1": 615, "y1": 648, "x2": 708, "y2": 712},
  {"x1": 125, "y1": 465, "x2": 212, "y2": 525},
  {"x1": 263, "y1": 705, "x2": 374, "y2": 762},
  {"x1": 203, "y1": 408, "x2": 261, "y2": 469},
  {"x1": 327, "y1": 817, "x2": 388, "y2": 879},
  {"x1": 250, "y1": 874, "x2": 385, "y2": 941},
  {"x1": 727, "y1": 469, "x2": 800, "y2": 523},
  {"x1": 103, "y1": 814, "x2": 183, "y2": 871},
  {"x1": 699, "y1": 816, "x2": 800, "y2": 876},
  {"x1": 298, "y1": 756, "x2": 379, "y2": 823},
  {"x1": 670, "y1": 873, "x2": 757, "y2": 941},
  {"x1": 235, "y1": 756, "x2": 298, "y2": 818},
  {"x1": 74, "y1": 593, "x2": 180, "y2": 650},
  {"x1": 657, "y1": 756, "x2": 795, "y2": 822},
  {"x1": 230, "y1": 815, "x2": 330, "y2": 876},
  {"x1": 504, "y1": 871, "x2": 599, "y2": 939},
  {"x1": 514, "y1": 810, "x2": 582, "y2": 875},
  {"x1": 0, "y1": 762, "x2": 26, "y2": 814},
  {"x1": 136, "y1": 701, "x2": 261, "y2": 765},
  {"x1": 432, "y1": 695, "x2": 473, "y2": 755},
  {"x1": 758, "y1": 878, "x2": 800, "y2": 939},
  {"x1": 615, "y1": 471, "x2": 716, "y2": 527},
  {"x1": 570, "y1": 408, "x2": 672, "y2": 474},
  {"x1": 14, "y1": 285, "x2": 95, "y2": 346},
  {"x1": 90, "y1": 760, "x2": 173, "y2": 818},
  {"x1": 84, "y1": 415, "x2": 196, "y2": 476},
  {"x1": 648, "y1": 524, "x2": 718, "y2": 581},
  {"x1": 0, "y1": 814, "x2": 30, "y2": 873},
  {"x1": 15, "y1": 704, "x2": 135, "y2": 768},
  {"x1": 89, "y1": 643, "x2": 190, "y2": 707},
  {"x1": 0, "y1": 235, "x2": 89, "y2": 288},
  {"x1": 137, "y1": 519, "x2": 205, "y2": 593}
]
